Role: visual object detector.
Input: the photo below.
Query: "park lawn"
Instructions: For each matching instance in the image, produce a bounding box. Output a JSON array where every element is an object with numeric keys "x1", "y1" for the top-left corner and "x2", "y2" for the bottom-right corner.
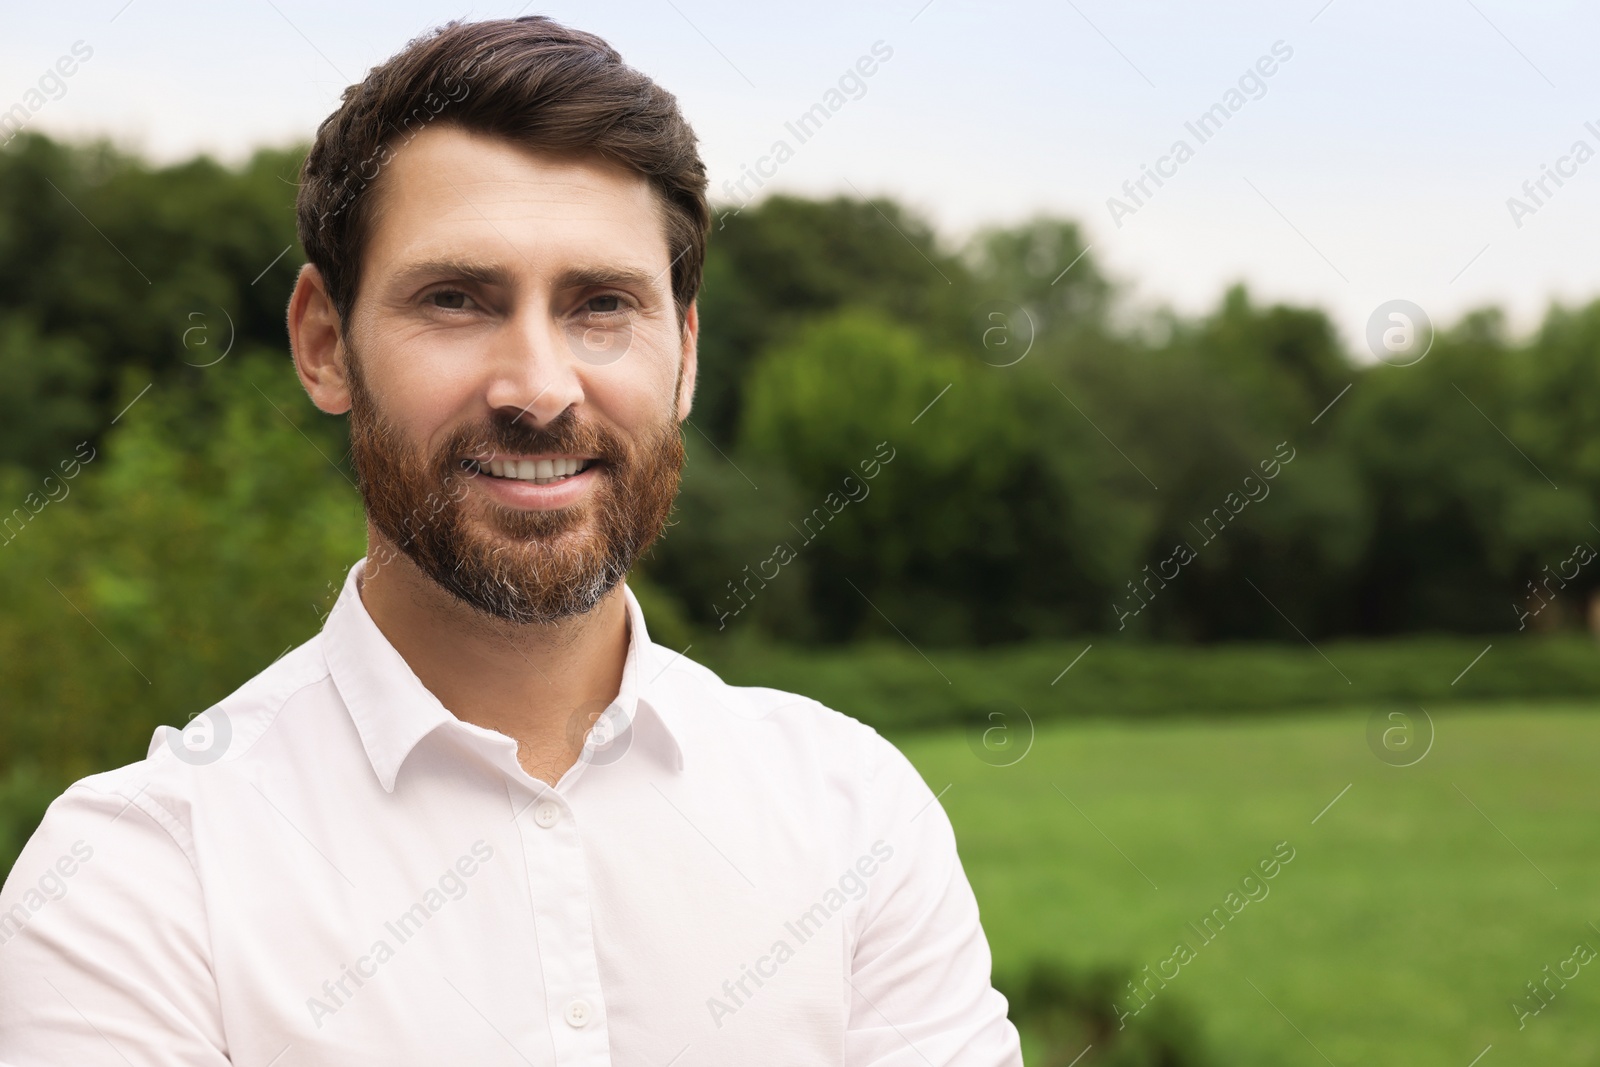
[{"x1": 896, "y1": 704, "x2": 1600, "y2": 1066}]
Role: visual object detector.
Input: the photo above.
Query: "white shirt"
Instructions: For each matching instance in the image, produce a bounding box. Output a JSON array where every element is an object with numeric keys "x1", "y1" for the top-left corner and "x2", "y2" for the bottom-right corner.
[{"x1": 0, "y1": 559, "x2": 1021, "y2": 1066}]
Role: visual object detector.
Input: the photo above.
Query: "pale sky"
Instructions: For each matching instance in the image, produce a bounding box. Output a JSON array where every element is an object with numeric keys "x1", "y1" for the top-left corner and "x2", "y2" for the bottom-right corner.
[{"x1": 7, "y1": 0, "x2": 1600, "y2": 353}]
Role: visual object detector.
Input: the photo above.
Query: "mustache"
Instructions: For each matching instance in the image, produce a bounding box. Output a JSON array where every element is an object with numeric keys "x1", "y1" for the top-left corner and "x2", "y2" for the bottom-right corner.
[{"x1": 441, "y1": 410, "x2": 629, "y2": 467}]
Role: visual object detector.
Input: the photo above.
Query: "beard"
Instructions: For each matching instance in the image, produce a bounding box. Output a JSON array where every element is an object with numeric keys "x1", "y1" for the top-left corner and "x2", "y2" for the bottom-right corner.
[{"x1": 344, "y1": 352, "x2": 684, "y2": 626}]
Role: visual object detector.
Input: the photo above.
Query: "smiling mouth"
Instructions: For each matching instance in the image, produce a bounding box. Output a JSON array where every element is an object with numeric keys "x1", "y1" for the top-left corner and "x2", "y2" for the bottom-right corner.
[{"x1": 461, "y1": 456, "x2": 598, "y2": 486}]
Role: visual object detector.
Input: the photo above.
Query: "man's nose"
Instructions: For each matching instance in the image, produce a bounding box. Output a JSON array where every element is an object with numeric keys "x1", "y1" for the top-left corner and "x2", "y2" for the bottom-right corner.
[{"x1": 483, "y1": 311, "x2": 585, "y2": 426}]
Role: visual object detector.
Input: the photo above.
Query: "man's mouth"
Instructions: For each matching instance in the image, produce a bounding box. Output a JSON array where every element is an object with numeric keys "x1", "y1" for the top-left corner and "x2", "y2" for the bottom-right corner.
[{"x1": 462, "y1": 455, "x2": 599, "y2": 486}]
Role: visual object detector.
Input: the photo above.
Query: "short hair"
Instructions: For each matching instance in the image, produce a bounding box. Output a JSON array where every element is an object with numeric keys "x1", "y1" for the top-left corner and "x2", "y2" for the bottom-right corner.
[{"x1": 295, "y1": 17, "x2": 709, "y2": 328}]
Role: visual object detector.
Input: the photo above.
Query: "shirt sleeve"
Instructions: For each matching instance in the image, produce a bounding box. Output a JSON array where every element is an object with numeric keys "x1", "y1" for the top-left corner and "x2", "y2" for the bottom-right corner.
[
  {"x1": 842, "y1": 732, "x2": 1023, "y2": 1067},
  {"x1": 0, "y1": 773, "x2": 230, "y2": 1067}
]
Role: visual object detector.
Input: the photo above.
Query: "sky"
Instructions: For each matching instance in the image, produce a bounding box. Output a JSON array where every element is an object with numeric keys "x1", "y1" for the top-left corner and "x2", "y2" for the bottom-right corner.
[{"x1": 7, "y1": 0, "x2": 1600, "y2": 354}]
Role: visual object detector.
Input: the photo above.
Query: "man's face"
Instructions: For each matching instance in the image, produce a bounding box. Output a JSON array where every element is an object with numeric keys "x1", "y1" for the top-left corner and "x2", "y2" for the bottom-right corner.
[{"x1": 338, "y1": 125, "x2": 693, "y2": 624}]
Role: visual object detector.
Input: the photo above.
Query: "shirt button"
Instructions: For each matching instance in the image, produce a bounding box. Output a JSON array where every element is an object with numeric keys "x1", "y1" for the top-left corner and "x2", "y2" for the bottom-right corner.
[
  {"x1": 565, "y1": 998, "x2": 592, "y2": 1027},
  {"x1": 533, "y1": 801, "x2": 561, "y2": 828}
]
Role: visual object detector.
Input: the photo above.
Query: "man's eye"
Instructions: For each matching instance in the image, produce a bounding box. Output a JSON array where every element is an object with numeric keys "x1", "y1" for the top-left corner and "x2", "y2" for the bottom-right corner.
[
  {"x1": 585, "y1": 295, "x2": 623, "y2": 314},
  {"x1": 428, "y1": 290, "x2": 471, "y2": 310}
]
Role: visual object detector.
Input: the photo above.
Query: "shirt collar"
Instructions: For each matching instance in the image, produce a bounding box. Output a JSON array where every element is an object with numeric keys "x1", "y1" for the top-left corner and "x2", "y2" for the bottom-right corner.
[{"x1": 321, "y1": 558, "x2": 685, "y2": 793}]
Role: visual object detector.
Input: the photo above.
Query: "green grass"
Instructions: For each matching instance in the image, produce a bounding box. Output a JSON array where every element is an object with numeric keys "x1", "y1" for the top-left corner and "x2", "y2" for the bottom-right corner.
[{"x1": 896, "y1": 704, "x2": 1600, "y2": 1066}]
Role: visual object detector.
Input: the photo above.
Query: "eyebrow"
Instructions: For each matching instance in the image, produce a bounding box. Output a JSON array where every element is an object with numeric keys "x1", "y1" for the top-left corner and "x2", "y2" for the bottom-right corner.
[
  {"x1": 390, "y1": 258, "x2": 512, "y2": 290},
  {"x1": 389, "y1": 258, "x2": 666, "y2": 296}
]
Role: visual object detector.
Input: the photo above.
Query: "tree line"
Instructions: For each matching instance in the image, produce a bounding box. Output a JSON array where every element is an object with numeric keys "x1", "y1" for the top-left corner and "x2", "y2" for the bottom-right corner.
[{"x1": 3, "y1": 131, "x2": 1598, "y2": 653}]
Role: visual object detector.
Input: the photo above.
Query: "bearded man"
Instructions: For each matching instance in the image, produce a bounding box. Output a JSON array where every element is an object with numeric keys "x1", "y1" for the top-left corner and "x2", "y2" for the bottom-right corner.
[{"x1": 0, "y1": 17, "x2": 1021, "y2": 1065}]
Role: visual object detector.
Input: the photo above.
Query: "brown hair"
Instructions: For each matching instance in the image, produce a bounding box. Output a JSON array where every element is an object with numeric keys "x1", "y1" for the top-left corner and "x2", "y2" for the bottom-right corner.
[{"x1": 296, "y1": 16, "x2": 709, "y2": 328}]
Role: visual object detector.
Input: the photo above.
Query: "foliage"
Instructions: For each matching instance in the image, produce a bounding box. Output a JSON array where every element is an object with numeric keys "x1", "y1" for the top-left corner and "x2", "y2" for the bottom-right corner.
[
  {"x1": 0, "y1": 353, "x2": 362, "y2": 782},
  {"x1": 2, "y1": 129, "x2": 1599, "y2": 689},
  {"x1": 999, "y1": 959, "x2": 1210, "y2": 1067},
  {"x1": 699, "y1": 632, "x2": 1600, "y2": 733},
  {"x1": 694, "y1": 194, "x2": 981, "y2": 442}
]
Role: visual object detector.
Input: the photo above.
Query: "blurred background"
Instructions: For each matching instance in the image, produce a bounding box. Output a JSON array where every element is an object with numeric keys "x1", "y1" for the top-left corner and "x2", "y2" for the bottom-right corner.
[{"x1": 4, "y1": 1, "x2": 1600, "y2": 1063}]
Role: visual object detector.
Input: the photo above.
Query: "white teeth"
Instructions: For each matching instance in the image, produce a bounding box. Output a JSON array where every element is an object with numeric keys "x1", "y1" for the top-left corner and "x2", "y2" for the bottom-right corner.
[{"x1": 477, "y1": 458, "x2": 590, "y2": 482}]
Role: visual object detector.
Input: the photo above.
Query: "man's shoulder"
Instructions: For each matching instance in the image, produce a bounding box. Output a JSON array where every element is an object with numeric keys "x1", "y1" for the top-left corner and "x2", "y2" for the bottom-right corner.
[
  {"x1": 648, "y1": 640, "x2": 859, "y2": 725},
  {"x1": 645, "y1": 640, "x2": 909, "y2": 780},
  {"x1": 57, "y1": 635, "x2": 335, "y2": 827},
  {"x1": 144, "y1": 633, "x2": 334, "y2": 770}
]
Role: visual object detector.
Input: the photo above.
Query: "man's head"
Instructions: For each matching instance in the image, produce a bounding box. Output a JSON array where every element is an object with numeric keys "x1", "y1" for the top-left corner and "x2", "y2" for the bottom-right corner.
[{"x1": 286, "y1": 18, "x2": 709, "y2": 625}]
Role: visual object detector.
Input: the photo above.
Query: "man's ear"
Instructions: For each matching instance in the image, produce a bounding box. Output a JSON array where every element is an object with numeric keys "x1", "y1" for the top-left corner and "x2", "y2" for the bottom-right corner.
[
  {"x1": 288, "y1": 263, "x2": 352, "y2": 415},
  {"x1": 675, "y1": 300, "x2": 699, "y2": 423}
]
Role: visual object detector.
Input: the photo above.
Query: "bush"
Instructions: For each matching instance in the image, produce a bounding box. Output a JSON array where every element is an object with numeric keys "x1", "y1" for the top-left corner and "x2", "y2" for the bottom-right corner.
[
  {"x1": 999, "y1": 959, "x2": 1210, "y2": 1066},
  {"x1": 697, "y1": 632, "x2": 1600, "y2": 733}
]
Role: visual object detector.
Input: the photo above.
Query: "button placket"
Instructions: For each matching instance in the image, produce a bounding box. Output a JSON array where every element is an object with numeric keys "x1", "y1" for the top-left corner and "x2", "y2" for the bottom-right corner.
[{"x1": 513, "y1": 788, "x2": 609, "y2": 1062}]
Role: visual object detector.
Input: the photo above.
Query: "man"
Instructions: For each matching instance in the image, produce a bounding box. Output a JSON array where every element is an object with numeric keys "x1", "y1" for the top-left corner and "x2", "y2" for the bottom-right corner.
[{"x1": 0, "y1": 17, "x2": 1021, "y2": 1065}]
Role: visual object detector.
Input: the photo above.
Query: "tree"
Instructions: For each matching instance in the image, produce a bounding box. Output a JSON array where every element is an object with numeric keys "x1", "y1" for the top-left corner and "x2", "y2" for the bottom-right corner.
[{"x1": 695, "y1": 194, "x2": 978, "y2": 443}]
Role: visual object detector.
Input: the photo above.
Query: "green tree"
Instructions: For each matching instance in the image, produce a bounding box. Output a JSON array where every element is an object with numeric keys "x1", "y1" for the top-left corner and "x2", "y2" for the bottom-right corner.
[
  {"x1": 1337, "y1": 310, "x2": 1589, "y2": 633},
  {"x1": 695, "y1": 194, "x2": 978, "y2": 443},
  {"x1": 0, "y1": 134, "x2": 306, "y2": 465},
  {"x1": 740, "y1": 308, "x2": 1117, "y2": 644},
  {"x1": 0, "y1": 354, "x2": 363, "y2": 781}
]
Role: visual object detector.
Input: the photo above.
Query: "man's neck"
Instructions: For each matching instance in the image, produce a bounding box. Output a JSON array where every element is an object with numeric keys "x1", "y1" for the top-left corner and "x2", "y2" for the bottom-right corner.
[{"x1": 355, "y1": 540, "x2": 630, "y2": 786}]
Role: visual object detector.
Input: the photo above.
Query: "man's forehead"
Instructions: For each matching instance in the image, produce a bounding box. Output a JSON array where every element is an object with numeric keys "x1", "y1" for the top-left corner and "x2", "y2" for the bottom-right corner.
[{"x1": 366, "y1": 125, "x2": 669, "y2": 268}]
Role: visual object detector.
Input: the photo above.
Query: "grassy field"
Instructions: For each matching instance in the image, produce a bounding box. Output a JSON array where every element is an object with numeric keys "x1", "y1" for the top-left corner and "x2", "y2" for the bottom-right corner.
[{"x1": 897, "y1": 704, "x2": 1600, "y2": 1065}]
